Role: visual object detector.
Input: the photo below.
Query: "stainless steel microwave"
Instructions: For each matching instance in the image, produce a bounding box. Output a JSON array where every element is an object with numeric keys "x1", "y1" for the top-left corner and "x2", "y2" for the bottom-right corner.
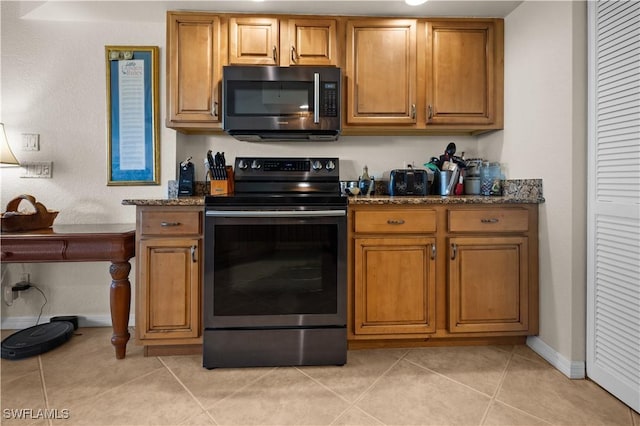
[{"x1": 222, "y1": 66, "x2": 341, "y2": 142}]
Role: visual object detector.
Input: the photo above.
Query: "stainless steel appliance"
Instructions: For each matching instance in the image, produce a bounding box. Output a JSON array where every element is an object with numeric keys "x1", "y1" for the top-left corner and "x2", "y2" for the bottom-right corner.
[
  {"x1": 222, "y1": 66, "x2": 341, "y2": 142},
  {"x1": 203, "y1": 157, "x2": 347, "y2": 368}
]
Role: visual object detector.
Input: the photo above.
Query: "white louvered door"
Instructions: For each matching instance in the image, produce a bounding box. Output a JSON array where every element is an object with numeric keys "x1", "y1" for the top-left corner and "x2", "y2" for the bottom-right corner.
[{"x1": 587, "y1": 0, "x2": 640, "y2": 413}]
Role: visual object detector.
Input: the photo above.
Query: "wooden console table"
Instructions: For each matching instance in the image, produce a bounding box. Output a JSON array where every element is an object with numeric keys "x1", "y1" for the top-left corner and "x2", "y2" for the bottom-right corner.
[{"x1": 1, "y1": 224, "x2": 135, "y2": 359}]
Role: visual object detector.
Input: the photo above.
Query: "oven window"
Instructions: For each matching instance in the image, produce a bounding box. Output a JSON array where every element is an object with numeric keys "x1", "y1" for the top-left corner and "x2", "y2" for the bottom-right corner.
[
  {"x1": 213, "y1": 224, "x2": 338, "y2": 316},
  {"x1": 227, "y1": 81, "x2": 313, "y2": 116}
]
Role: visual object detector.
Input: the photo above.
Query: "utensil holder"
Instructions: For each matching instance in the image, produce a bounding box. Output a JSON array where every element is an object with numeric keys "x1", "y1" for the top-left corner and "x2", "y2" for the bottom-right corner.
[{"x1": 209, "y1": 166, "x2": 234, "y2": 195}]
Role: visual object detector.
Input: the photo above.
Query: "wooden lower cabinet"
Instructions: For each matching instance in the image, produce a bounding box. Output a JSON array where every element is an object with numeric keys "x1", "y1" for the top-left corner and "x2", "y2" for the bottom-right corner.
[
  {"x1": 448, "y1": 236, "x2": 529, "y2": 333},
  {"x1": 135, "y1": 206, "x2": 203, "y2": 355},
  {"x1": 354, "y1": 237, "x2": 436, "y2": 335},
  {"x1": 349, "y1": 203, "x2": 538, "y2": 346},
  {"x1": 138, "y1": 238, "x2": 201, "y2": 340}
]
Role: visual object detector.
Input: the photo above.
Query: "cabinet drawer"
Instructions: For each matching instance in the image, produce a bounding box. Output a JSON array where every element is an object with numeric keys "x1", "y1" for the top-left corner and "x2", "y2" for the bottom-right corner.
[
  {"x1": 448, "y1": 209, "x2": 529, "y2": 232},
  {"x1": 141, "y1": 211, "x2": 201, "y2": 235},
  {"x1": 354, "y1": 209, "x2": 436, "y2": 233}
]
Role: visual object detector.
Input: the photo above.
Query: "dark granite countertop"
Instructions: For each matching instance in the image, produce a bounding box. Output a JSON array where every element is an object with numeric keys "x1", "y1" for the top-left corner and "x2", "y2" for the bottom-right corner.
[{"x1": 122, "y1": 179, "x2": 544, "y2": 206}]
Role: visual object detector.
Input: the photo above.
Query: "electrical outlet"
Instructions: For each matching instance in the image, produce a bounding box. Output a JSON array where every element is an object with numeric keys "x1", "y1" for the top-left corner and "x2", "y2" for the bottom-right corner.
[{"x1": 3, "y1": 284, "x2": 16, "y2": 306}]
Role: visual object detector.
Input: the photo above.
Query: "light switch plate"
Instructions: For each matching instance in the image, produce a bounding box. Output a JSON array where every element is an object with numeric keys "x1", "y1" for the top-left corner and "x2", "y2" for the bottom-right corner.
[
  {"x1": 21, "y1": 133, "x2": 40, "y2": 151},
  {"x1": 21, "y1": 161, "x2": 53, "y2": 178}
]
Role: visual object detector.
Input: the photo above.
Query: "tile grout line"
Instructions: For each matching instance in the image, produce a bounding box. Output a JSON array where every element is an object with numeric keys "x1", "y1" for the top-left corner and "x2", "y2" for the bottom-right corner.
[
  {"x1": 480, "y1": 350, "x2": 554, "y2": 426},
  {"x1": 402, "y1": 355, "x2": 495, "y2": 399},
  {"x1": 157, "y1": 356, "x2": 219, "y2": 426},
  {"x1": 477, "y1": 350, "x2": 513, "y2": 425},
  {"x1": 292, "y1": 368, "x2": 384, "y2": 426},
  {"x1": 206, "y1": 365, "x2": 279, "y2": 410},
  {"x1": 326, "y1": 349, "x2": 412, "y2": 426},
  {"x1": 37, "y1": 355, "x2": 53, "y2": 426}
]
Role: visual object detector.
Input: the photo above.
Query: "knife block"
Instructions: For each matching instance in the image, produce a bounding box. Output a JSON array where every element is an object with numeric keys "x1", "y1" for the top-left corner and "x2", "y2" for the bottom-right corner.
[{"x1": 209, "y1": 166, "x2": 234, "y2": 195}]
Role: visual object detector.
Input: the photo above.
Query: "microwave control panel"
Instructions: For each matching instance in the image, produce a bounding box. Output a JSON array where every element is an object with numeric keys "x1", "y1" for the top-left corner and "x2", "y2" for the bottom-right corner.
[{"x1": 322, "y1": 82, "x2": 338, "y2": 117}]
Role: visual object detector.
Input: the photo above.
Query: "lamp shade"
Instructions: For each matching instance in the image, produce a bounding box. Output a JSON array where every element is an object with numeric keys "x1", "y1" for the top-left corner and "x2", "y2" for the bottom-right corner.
[{"x1": 0, "y1": 123, "x2": 20, "y2": 166}]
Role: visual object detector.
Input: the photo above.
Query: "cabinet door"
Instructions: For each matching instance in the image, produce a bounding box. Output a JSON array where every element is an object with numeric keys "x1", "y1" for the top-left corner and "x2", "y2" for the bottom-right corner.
[
  {"x1": 286, "y1": 18, "x2": 338, "y2": 66},
  {"x1": 166, "y1": 13, "x2": 222, "y2": 127},
  {"x1": 138, "y1": 238, "x2": 201, "y2": 340},
  {"x1": 354, "y1": 237, "x2": 436, "y2": 335},
  {"x1": 229, "y1": 17, "x2": 279, "y2": 65},
  {"x1": 448, "y1": 236, "x2": 528, "y2": 333},
  {"x1": 346, "y1": 19, "x2": 417, "y2": 125},
  {"x1": 425, "y1": 21, "x2": 497, "y2": 125}
]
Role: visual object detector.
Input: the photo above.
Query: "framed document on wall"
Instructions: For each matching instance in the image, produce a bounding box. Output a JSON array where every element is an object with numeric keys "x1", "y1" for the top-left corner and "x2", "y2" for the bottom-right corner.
[{"x1": 105, "y1": 46, "x2": 160, "y2": 185}]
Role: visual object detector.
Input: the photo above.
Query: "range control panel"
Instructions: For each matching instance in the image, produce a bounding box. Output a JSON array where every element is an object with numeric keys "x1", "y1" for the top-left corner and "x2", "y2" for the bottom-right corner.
[{"x1": 234, "y1": 157, "x2": 340, "y2": 181}]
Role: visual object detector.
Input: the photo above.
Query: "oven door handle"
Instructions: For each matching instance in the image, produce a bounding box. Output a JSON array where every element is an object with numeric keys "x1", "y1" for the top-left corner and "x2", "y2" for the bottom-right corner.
[{"x1": 206, "y1": 210, "x2": 346, "y2": 218}]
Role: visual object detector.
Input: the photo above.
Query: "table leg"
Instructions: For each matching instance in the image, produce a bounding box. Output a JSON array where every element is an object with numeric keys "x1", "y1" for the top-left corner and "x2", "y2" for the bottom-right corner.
[{"x1": 109, "y1": 261, "x2": 131, "y2": 359}]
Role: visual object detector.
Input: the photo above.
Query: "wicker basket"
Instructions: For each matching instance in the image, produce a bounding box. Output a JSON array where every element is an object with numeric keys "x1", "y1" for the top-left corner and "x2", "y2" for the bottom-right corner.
[{"x1": 1, "y1": 195, "x2": 58, "y2": 232}]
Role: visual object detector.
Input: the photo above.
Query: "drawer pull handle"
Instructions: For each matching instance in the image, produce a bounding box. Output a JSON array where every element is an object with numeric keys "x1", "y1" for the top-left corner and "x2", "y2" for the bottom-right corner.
[
  {"x1": 387, "y1": 219, "x2": 405, "y2": 225},
  {"x1": 481, "y1": 218, "x2": 499, "y2": 223},
  {"x1": 451, "y1": 243, "x2": 457, "y2": 260},
  {"x1": 160, "y1": 221, "x2": 181, "y2": 227}
]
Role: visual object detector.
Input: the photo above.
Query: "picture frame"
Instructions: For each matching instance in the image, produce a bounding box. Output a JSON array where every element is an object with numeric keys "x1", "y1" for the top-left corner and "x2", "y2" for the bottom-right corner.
[{"x1": 105, "y1": 46, "x2": 160, "y2": 185}]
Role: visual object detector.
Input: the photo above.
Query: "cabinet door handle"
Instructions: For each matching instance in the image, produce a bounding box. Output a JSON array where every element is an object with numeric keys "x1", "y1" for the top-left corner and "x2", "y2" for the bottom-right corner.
[
  {"x1": 212, "y1": 101, "x2": 218, "y2": 118},
  {"x1": 191, "y1": 245, "x2": 197, "y2": 263},
  {"x1": 387, "y1": 219, "x2": 405, "y2": 225},
  {"x1": 427, "y1": 104, "x2": 433, "y2": 120},
  {"x1": 291, "y1": 45, "x2": 298, "y2": 63},
  {"x1": 411, "y1": 104, "x2": 416, "y2": 119},
  {"x1": 272, "y1": 45, "x2": 277, "y2": 63},
  {"x1": 160, "y1": 221, "x2": 181, "y2": 227},
  {"x1": 451, "y1": 243, "x2": 457, "y2": 260},
  {"x1": 481, "y1": 218, "x2": 499, "y2": 223},
  {"x1": 431, "y1": 243, "x2": 436, "y2": 260}
]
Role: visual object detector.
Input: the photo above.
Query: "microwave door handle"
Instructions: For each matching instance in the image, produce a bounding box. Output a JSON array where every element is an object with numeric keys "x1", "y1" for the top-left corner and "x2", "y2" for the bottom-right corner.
[{"x1": 313, "y1": 72, "x2": 320, "y2": 124}]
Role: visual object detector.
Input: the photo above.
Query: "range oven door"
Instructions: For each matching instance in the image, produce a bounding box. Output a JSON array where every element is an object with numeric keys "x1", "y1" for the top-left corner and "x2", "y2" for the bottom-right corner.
[{"x1": 203, "y1": 208, "x2": 347, "y2": 330}]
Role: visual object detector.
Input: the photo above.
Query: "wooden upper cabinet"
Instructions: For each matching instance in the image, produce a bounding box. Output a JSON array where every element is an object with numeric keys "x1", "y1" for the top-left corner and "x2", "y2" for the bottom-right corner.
[
  {"x1": 345, "y1": 19, "x2": 418, "y2": 125},
  {"x1": 166, "y1": 12, "x2": 223, "y2": 129},
  {"x1": 425, "y1": 20, "x2": 502, "y2": 126},
  {"x1": 286, "y1": 19, "x2": 338, "y2": 66},
  {"x1": 229, "y1": 17, "x2": 279, "y2": 65}
]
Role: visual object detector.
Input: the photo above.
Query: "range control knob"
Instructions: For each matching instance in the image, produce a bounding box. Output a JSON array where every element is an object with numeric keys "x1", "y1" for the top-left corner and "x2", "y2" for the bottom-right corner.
[
  {"x1": 251, "y1": 160, "x2": 262, "y2": 170},
  {"x1": 237, "y1": 159, "x2": 248, "y2": 170},
  {"x1": 325, "y1": 160, "x2": 336, "y2": 171},
  {"x1": 312, "y1": 160, "x2": 323, "y2": 171}
]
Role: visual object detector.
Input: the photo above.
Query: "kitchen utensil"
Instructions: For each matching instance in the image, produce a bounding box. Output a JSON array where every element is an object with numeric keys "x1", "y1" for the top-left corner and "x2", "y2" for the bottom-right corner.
[
  {"x1": 439, "y1": 142, "x2": 457, "y2": 165},
  {"x1": 206, "y1": 150, "x2": 216, "y2": 179},
  {"x1": 454, "y1": 175, "x2": 464, "y2": 195}
]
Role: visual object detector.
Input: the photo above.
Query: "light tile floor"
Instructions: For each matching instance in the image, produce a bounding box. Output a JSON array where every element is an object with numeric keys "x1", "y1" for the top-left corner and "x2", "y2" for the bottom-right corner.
[{"x1": 1, "y1": 327, "x2": 638, "y2": 426}]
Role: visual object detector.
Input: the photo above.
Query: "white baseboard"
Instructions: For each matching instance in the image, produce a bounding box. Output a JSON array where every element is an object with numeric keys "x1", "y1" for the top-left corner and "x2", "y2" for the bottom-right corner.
[
  {"x1": 1, "y1": 315, "x2": 134, "y2": 330},
  {"x1": 527, "y1": 336, "x2": 586, "y2": 379}
]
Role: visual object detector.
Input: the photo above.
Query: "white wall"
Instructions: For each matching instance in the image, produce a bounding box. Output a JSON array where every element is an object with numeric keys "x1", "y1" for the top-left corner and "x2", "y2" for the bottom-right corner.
[
  {"x1": 479, "y1": 1, "x2": 588, "y2": 366},
  {"x1": 0, "y1": 1, "x2": 478, "y2": 327}
]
